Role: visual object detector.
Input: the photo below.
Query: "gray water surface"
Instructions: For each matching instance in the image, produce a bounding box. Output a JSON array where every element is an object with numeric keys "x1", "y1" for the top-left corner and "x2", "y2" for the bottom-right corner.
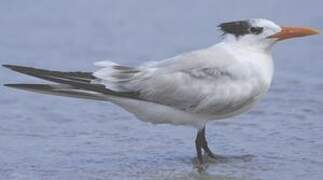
[{"x1": 0, "y1": 1, "x2": 323, "y2": 180}]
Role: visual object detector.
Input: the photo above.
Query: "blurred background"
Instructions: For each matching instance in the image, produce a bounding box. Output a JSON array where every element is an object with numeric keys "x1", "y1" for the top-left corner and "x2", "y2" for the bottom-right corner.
[{"x1": 0, "y1": 0, "x2": 322, "y2": 179}]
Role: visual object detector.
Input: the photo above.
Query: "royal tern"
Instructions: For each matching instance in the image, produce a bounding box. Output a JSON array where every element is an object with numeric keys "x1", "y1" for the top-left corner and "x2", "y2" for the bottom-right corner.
[{"x1": 3, "y1": 18, "x2": 319, "y2": 171}]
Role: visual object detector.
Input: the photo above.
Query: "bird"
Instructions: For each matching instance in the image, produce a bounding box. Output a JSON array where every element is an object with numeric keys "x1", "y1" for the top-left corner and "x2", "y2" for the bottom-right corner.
[{"x1": 3, "y1": 18, "x2": 319, "y2": 171}]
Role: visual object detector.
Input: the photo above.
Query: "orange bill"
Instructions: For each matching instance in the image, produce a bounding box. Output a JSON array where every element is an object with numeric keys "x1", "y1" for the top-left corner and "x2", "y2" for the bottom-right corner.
[{"x1": 268, "y1": 26, "x2": 319, "y2": 41}]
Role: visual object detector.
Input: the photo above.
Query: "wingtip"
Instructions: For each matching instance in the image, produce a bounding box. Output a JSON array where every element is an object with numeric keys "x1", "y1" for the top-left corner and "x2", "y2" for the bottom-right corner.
[
  {"x1": 2, "y1": 64, "x2": 22, "y2": 70},
  {"x1": 3, "y1": 83, "x2": 28, "y2": 89},
  {"x1": 2, "y1": 64, "x2": 13, "y2": 69},
  {"x1": 3, "y1": 84, "x2": 18, "y2": 90},
  {"x1": 4, "y1": 83, "x2": 16, "y2": 88},
  {"x1": 3, "y1": 83, "x2": 40, "y2": 90},
  {"x1": 2, "y1": 64, "x2": 37, "y2": 74}
]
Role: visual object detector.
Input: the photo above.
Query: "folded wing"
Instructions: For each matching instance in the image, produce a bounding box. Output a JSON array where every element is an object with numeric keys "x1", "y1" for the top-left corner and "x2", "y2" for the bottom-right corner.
[{"x1": 93, "y1": 50, "x2": 263, "y2": 116}]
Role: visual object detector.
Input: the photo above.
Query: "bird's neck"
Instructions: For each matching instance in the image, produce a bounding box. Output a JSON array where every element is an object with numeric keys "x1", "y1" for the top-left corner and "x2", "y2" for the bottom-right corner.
[{"x1": 214, "y1": 39, "x2": 275, "y2": 87}]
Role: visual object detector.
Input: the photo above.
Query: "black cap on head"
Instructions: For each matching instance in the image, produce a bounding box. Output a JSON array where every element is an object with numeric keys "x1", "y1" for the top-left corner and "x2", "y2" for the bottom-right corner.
[{"x1": 218, "y1": 20, "x2": 252, "y2": 37}]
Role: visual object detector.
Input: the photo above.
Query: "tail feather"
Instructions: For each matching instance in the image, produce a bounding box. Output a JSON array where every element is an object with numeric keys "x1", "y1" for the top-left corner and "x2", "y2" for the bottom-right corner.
[{"x1": 93, "y1": 61, "x2": 141, "y2": 92}]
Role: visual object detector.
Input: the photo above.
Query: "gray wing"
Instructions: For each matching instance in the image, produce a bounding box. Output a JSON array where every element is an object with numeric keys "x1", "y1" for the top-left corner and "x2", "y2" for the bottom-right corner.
[
  {"x1": 94, "y1": 49, "x2": 263, "y2": 115},
  {"x1": 134, "y1": 68, "x2": 261, "y2": 115}
]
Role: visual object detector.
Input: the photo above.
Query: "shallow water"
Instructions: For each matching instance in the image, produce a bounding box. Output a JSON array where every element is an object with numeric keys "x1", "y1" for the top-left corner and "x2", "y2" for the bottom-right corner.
[{"x1": 0, "y1": 0, "x2": 323, "y2": 180}]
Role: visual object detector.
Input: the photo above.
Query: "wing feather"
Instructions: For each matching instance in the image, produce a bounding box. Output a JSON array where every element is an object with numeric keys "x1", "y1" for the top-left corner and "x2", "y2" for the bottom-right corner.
[
  {"x1": 3, "y1": 64, "x2": 142, "y2": 100},
  {"x1": 93, "y1": 48, "x2": 263, "y2": 115}
]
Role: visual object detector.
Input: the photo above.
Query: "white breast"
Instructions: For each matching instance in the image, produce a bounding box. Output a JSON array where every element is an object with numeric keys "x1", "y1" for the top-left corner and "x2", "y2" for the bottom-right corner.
[{"x1": 207, "y1": 42, "x2": 274, "y2": 119}]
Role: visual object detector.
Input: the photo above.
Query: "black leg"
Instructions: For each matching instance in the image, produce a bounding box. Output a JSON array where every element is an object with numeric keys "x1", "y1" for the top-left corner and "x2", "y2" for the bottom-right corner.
[
  {"x1": 199, "y1": 127, "x2": 217, "y2": 158},
  {"x1": 195, "y1": 126, "x2": 218, "y2": 171},
  {"x1": 195, "y1": 128, "x2": 204, "y2": 165}
]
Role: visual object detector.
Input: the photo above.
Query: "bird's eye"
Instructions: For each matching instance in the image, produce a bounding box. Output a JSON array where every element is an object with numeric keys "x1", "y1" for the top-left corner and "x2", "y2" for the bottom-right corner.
[{"x1": 249, "y1": 27, "x2": 264, "y2": 34}]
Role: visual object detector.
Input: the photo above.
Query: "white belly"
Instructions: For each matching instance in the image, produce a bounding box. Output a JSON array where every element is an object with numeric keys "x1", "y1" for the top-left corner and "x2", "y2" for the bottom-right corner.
[
  {"x1": 106, "y1": 83, "x2": 269, "y2": 129},
  {"x1": 108, "y1": 96, "x2": 209, "y2": 129}
]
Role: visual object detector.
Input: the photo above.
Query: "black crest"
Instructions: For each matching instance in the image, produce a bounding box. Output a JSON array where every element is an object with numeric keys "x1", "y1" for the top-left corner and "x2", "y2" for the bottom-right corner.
[{"x1": 218, "y1": 20, "x2": 251, "y2": 37}]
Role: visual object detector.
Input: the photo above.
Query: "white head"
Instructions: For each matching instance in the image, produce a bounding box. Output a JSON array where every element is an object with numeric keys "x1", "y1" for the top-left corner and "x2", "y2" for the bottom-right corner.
[{"x1": 219, "y1": 18, "x2": 319, "y2": 51}]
